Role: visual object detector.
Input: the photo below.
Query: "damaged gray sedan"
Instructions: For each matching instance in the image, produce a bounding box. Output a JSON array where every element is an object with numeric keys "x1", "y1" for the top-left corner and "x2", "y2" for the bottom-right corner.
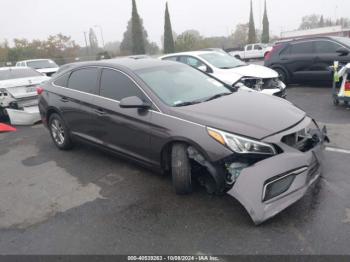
[{"x1": 39, "y1": 59, "x2": 328, "y2": 225}]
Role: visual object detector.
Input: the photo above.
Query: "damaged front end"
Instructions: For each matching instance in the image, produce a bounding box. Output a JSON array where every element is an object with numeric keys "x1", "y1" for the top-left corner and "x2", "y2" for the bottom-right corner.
[
  {"x1": 192, "y1": 117, "x2": 328, "y2": 225},
  {"x1": 241, "y1": 77, "x2": 286, "y2": 98}
]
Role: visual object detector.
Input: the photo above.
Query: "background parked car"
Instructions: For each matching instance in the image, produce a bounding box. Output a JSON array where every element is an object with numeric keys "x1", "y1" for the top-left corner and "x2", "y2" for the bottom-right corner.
[
  {"x1": 229, "y1": 43, "x2": 272, "y2": 61},
  {"x1": 16, "y1": 59, "x2": 59, "y2": 76},
  {"x1": 0, "y1": 67, "x2": 50, "y2": 125},
  {"x1": 264, "y1": 36, "x2": 350, "y2": 84},
  {"x1": 160, "y1": 51, "x2": 286, "y2": 98}
]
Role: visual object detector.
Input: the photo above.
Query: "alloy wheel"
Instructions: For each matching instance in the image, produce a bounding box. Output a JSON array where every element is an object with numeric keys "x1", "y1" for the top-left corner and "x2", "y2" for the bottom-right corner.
[{"x1": 51, "y1": 119, "x2": 65, "y2": 145}]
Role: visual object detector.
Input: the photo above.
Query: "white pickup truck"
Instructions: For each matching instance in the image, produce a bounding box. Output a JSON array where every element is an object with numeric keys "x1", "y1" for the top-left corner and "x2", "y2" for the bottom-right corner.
[{"x1": 229, "y1": 43, "x2": 272, "y2": 61}]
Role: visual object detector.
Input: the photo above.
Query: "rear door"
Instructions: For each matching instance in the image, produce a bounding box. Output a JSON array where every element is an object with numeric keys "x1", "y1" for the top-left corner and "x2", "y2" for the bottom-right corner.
[
  {"x1": 283, "y1": 41, "x2": 316, "y2": 82},
  {"x1": 91, "y1": 68, "x2": 154, "y2": 164},
  {"x1": 313, "y1": 40, "x2": 346, "y2": 81},
  {"x1": 54, "y1": 67, "x2": 100, "y2": 138}
]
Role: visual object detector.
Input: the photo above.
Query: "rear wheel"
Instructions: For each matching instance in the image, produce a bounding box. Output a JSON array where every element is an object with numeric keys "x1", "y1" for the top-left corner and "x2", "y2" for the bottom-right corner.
[
  {"x1": 171, "y1": 143, "x2": 192, "y2": 195},
  {"x1": 274, "y1": 68, "x2": 288, "y2": 84},
  {"x1": 49, "y1": 113, "x2": 73, "y2": 150}
]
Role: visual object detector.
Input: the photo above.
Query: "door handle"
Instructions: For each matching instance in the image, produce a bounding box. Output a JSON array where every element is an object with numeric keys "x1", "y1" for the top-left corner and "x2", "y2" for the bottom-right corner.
[
  {"x1": 94, "y1": 108, "x2": 106, "y2": 116},
  {"x1": 60, "y1": 97, "x2": 69, "y2": 103}
]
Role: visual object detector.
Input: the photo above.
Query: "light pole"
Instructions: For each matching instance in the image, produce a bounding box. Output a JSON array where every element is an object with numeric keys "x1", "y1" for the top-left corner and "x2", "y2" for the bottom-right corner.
[{"x1": 94, "y1": 25, "x2": 105, "y2": 49}]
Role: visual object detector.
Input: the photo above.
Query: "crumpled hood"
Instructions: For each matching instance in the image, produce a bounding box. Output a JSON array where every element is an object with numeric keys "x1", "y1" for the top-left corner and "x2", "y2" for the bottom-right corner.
[
  {"x1": 169, "y1": 90, "x2": 306, "y2": 140},
  {"x1": 226, "y1": 64, "x2": 278, "y2": 79}
]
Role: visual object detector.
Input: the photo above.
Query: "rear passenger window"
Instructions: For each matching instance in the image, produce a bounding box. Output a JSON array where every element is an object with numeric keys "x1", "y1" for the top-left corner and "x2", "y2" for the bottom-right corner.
[
  {"x1": 100, "y1": 69, "x2": 145, "y2": 101},
  {"x1": 53, "y1": 73, "x2": 69, "y2": 87},
  {"x1": 68, "y1": 68, "x2": 99, "y2": 94},
  {"x1": 290, "y1": 42, "x2": 314, "y2": 54},
  {"x1": 315, "y1": 41, "x2": 342, "y2": 53},
  {"x1": 246, "y1": 45, "x2": 253, "y2": 51}
]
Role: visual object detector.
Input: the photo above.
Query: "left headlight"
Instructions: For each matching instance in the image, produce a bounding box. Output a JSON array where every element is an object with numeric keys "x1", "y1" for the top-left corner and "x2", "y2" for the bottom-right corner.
[{"x1": 207, "y1": 127, "x2": 277, "y2": 155}]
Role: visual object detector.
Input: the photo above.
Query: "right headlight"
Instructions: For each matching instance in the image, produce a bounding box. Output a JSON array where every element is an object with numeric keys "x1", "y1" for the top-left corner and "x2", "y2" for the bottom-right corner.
[{"x1": 207, "y1": 127, "x2": 277, "y2": 155}]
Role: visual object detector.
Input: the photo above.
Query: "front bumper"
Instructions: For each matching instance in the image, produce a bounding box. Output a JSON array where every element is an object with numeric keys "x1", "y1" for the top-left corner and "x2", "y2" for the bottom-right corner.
[{"x1": 225, "y1": 118, "x2": 326, "y2": 225}]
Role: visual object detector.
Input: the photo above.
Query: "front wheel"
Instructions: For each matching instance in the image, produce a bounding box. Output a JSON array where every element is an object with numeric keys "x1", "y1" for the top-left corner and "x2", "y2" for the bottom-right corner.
[
  {"x1": 171, "y1": 143, "x2": 192, "y2": 195},
  {"x1": 49, "y1": 113, "x2": 73, "y2": 150},
  {"x1": 274, "y1": 68, "x2": 288, "y2": 84}
]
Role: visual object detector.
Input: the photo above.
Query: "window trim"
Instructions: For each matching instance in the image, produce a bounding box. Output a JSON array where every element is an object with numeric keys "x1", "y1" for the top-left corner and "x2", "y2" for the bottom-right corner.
[{"x1": 52, "y1": 65, "x2": 162, "y2": 112}]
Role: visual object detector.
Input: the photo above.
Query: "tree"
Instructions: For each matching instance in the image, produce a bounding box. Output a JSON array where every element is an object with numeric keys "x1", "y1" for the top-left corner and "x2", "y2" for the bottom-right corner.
[
  {"x1": 261, "y1": 0, "x2": 269, "y2": 43},
  {"x1": 175, "y1": 30, "x2": 202, "y2": 52},
  {"x1": 319, "y1": 15, "x2": 325, "y2": 27},
  {"x1": 131, "y1": 0, "x2": 145, "y2": 54},
  {"x1": 299, "y1": 14, "x2": 321, "y2": 30},
  {"x1": 89, "y1": 28, "x2": 99, "y2": 52},
  {"x1": 232, "y1": 23, "x2": 249, "y2": 48},
  {"x1": 248, "y1": 0, "x2": 256, "y2": 44},
  {"x1": 163, "y1": 2, "x2": 175, "y2": 54}
]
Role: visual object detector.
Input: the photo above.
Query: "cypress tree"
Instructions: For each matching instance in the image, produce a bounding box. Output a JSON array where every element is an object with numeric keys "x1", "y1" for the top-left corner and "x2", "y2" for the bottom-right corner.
[
  {"x1": 248, "y1": 0, "x2": 257, "y2": 44},
  {"x1": 131, "y1": 0, "x2": 145, "y2": 54},
  {"x1": 163, "y1": 2, "x2": 175, "y2": 54},
  {"x1": 261, "y1": 0, "x2": 269, "y2": 43}
]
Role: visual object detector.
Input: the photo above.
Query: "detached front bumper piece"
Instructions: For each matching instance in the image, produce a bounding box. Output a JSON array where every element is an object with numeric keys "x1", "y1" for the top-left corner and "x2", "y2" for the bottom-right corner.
[{"x1": 225, "y1": 117, "x2": 326, "y2": 225}]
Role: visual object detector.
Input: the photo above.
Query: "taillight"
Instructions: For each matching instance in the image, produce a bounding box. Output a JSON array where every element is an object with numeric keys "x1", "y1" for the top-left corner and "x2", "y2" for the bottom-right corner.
[
  {"x1": 265, "y1": 44, "x2": 282, "y2": 61},
  {"x1": 36, "y1": 87, "x2": 44, "y2": 95}
]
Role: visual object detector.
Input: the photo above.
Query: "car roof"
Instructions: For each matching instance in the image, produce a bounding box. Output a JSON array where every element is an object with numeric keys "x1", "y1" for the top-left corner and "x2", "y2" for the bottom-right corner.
[
  {"x1": 277, "y1": 36, "x2": 343, "y2": 45},
  {"x1": 161, "y1": 51, "x2": 216, "y2": 58},
  {"x1": 57, "y1": 57, "x2": 181, "y2": 72},
  {"x1": 17, "y1": 59, "x2": 54, "y2": 63}
]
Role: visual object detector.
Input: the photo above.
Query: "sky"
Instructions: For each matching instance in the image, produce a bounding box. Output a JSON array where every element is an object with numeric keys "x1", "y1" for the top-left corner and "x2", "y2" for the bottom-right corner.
[{"x1": 0, "y1": 0, "x2": 349, "y2": 47}]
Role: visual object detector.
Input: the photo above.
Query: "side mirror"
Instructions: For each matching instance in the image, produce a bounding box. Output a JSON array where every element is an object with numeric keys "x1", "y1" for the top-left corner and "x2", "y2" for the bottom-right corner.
[
  {"x1": 336, "y1": 47, "x2": 349, "y2": 56},
  {"x1": 120, "y1": 96, "x2": 151, "y2": 109},
  {"x1": 197, "y1": 65, "x2": 208, "y2": 72}
]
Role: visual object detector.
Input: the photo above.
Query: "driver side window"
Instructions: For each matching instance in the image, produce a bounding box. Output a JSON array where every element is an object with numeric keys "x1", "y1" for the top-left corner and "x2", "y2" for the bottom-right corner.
[{"x1": 179, "y1": 56, "x2": 205, "y2": 69}]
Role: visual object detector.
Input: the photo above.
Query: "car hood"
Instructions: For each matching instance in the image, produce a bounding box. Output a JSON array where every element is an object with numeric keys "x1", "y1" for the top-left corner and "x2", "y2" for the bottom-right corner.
[
  {"x1": 225, "y1": 64, "x2": 278, "y2": 79},
  {"x1": 169, "y1": 90, "x2": 306, "y2": 140}
]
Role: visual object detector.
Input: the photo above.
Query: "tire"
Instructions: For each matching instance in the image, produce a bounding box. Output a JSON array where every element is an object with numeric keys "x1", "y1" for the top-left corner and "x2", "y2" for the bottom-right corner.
[
  {"x1": 171, "y1": 143, "x2": 192, "y2": 195},
  {"x1": 333, "y1": 97, "x2": 339, "y2": 106},
  {"x1": 49, "y1": 113, "x2": 73, "y2": 150},
  {"x1": 274, "y1": 68, "x2": 289, "y2": 84},
  {"x1": 234, "y1": 55, "x2": 241, "y2": 60}
]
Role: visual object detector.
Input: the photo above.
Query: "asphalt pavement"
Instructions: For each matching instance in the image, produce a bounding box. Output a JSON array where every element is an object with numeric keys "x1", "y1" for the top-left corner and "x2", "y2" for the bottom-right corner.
[{"x1": 0, "y1": 86, "x2": 349, "y2": 255}]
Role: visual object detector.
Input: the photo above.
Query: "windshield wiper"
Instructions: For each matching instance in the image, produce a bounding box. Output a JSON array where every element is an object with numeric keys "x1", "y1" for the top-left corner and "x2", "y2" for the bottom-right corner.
[
  {"x1": 219, "y1": 66, "x2": 235, "y2": 69},
  {"x1": 174, "y1": 100, "x2": 202, "y2": 107},
  {"x1": 203, "y1": 92, "x2": 232, "y2": 102}
]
